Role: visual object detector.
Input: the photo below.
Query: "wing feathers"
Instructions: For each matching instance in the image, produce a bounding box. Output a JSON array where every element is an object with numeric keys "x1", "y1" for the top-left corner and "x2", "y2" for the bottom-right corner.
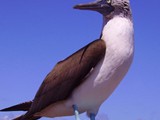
[{"x1": 29, "y1": 39, "x2": 106, "y2": 113}]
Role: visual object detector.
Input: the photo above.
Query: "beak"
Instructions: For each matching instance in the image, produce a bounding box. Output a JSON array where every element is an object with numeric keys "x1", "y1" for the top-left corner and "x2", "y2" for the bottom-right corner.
[{"x1": 74, "y1": 0, "x2": 114, "y2": 15}]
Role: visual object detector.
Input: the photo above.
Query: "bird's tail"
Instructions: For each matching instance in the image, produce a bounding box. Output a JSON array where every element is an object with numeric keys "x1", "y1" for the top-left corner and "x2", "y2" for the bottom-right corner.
[
  {"x1": 0, "y1": 101, "x2": 40, "y2": 120},
  {"x1": 0, "y1": 101, "x2": 32, "y2": 112}
]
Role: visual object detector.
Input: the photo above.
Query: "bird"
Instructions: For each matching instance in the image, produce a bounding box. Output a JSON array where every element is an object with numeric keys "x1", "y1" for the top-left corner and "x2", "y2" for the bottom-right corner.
[{"x1": 0, "y1": 0, "x2": 134, "y2": 120}]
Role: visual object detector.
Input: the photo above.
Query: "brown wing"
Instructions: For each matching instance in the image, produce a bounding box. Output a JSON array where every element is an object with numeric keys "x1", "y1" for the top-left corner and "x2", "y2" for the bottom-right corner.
[{"x1": 29, "y1": 39, "x2": 106, "y2": 114}]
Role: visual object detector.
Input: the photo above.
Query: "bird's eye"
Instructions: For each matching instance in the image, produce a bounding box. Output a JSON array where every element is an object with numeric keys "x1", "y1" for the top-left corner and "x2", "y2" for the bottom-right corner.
[{"x1": 106, "y1": 0, "x2": 111, "y2": 4}]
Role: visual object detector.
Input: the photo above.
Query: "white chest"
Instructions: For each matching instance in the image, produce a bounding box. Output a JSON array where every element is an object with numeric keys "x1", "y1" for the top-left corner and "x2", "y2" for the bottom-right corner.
[{"x1": 98, "y1": 16, "x2": 134, "y2": 84}]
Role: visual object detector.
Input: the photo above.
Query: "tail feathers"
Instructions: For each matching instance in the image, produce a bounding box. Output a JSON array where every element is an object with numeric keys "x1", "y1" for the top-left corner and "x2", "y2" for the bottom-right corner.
[
  {"x1": 1, "y1": 101, "x2": 41, "y2": 120},
  {"x1": 0, "y1": 101, "x2": 32, "y2": 112}
]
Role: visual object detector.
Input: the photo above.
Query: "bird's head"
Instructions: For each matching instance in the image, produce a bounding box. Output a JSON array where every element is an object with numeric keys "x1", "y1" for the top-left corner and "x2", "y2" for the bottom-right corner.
[{"x1": 74, "y1": 0, "x2": 131, "y2": 18}]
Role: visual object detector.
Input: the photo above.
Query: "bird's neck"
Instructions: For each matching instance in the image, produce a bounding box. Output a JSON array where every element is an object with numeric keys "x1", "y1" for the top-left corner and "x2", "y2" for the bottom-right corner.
[{"x1": 101, "y1": 15, "x2": 134, "y2": 50}]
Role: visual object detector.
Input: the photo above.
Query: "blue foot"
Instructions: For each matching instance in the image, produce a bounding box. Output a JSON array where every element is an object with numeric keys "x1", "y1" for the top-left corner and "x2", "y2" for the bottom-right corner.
[
  {"x1": 90, "y1": 113, "x2": 96, "y2": 120},
  {"x1": 72, "y1": 105, "x2": 81, "y2": 120}
]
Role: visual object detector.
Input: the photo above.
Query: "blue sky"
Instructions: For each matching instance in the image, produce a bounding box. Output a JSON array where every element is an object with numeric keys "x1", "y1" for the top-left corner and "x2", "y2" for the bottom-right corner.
[{"x1": 0, "y1": 0, "x2": 160, "y2": 120}]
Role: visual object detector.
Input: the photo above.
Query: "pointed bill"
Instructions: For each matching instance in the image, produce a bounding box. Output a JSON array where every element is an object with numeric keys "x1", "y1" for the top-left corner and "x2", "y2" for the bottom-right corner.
[{"x1": 74, "y1": 0, "x2": 114, "y2": 15}]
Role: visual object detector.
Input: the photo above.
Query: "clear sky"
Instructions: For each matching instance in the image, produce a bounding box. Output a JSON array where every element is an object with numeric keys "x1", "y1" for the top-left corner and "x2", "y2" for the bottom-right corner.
[{"x1": 0, "y1": 0, "x2": 160, "y2": 120}]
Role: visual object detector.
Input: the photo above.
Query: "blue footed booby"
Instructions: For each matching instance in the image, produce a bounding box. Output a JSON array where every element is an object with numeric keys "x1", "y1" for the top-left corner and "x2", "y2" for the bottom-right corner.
[{"x1": 0, "y1": 0, "x2": 134, "y2": 120}]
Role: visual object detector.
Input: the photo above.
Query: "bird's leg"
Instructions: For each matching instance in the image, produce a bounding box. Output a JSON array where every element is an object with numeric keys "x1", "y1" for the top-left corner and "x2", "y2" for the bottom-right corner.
[
  {"x1": 90, "y1": 113, "x2": 96, "y2": 120},
  {"x1": 72, "y1": 105, "x2": 81, "y2": 120}
]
